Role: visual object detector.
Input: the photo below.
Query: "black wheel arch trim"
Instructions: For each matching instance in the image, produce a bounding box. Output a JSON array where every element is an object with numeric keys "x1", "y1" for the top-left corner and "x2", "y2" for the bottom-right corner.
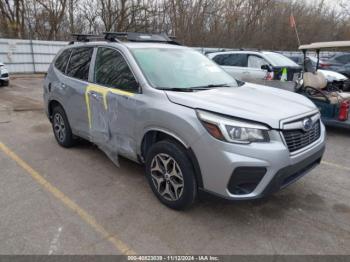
[
  {"x1": 186, "y1": 147, "x2": 204, "y2": 189},
  {"x1": 141, "y1": 129, "x2": 204, "y2": 189}
]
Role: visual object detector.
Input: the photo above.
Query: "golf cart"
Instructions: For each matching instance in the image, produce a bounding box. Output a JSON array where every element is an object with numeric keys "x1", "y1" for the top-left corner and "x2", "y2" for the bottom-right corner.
[{"x1": 296, "y1": 41, "x2": 350, "y2": 129}]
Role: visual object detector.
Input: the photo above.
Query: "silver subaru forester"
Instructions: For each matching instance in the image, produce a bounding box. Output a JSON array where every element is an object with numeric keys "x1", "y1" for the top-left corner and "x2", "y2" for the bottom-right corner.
[{"x1": 44, "y1": 33, "x2": 326, "y2": 210}]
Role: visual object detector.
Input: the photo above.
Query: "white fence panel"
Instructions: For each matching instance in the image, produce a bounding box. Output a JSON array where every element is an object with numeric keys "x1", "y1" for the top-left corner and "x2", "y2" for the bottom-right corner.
[
  {"x1": 1, "y1": 39, "x2": 343, "y2": 74},
  {"x1": 0, "y1": 38, "x2": 68, "y2": 74}
]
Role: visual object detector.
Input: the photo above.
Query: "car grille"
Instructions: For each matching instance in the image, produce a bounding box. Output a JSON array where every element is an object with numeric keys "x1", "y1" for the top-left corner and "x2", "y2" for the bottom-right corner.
[{"x1": 282, "y1": 120, "x2": 321, "y2": 153}]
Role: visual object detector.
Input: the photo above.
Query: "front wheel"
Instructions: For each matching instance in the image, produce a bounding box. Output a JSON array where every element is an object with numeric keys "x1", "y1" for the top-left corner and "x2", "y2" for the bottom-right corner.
[{"x1": 145, "y1": 140, "x2": 197, "y2": 210}]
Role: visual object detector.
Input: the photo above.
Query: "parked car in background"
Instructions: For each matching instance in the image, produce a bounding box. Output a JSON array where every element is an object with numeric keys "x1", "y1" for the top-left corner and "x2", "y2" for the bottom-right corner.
[
  {"x1": 322, "y1": 53, "x2": 350, "y2": 78},
  {"x1": 288, "y1": 55, "x2": 329, "y2": 69},
  {"x1": 0, "y1": 62, "x2": 9, "y2": 86},
  {"x1": 207, "y1": 50, "x2": 302, "y2": 83},
  {"x1": 287, "y1": 54, "x2": 349, "y2": 85},
  {"x1": 44, "y1": 32, "x2": 326, "y2": 210},
  {"x1": 326, "y1": 53, "x2": 350, "y2": 65},
  {"x1": 330, "y1": 63, "x2": 350, "y2": 78}
]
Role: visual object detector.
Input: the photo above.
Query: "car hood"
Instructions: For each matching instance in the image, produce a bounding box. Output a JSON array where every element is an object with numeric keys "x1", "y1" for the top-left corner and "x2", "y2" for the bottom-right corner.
[
  {"x1": 165, "y1": 83, "x2": 317, "y2": 129},
  {"x1": 318, "y1": 69, "x2": 347, "y2": 81}
]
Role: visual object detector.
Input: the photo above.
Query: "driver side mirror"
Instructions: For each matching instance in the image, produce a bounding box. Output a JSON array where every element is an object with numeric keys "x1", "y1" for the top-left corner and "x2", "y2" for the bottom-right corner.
[{"x1": 261, "y1": 64, "x2": 272, "y2": 72}]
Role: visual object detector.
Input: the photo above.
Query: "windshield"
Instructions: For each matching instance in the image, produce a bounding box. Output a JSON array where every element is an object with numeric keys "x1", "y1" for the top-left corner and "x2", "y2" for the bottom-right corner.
[
  {"x1": 264, "y1": 52, "x2": 300, "y2": 67},
  {"x1": 131, "y1": 48, "x2": 237, "y2": 89}
]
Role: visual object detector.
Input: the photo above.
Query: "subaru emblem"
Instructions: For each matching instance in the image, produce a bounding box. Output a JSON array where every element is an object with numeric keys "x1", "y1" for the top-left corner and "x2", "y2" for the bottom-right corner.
[{"x1": 302, "y1": 118, "x2": 313, "y2": 131}]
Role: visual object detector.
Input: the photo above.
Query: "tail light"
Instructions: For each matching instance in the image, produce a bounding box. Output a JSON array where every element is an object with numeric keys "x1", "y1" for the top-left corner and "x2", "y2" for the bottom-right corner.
[
  {"x1": 264, "y1": 72, "x2": 274, "y2": 81},
  {"x1": 319, "y1": 63, "x2": 331, "y2": 69},
  {"x1": 338, "y1": 101, "x2": 349, "y2": 121}
]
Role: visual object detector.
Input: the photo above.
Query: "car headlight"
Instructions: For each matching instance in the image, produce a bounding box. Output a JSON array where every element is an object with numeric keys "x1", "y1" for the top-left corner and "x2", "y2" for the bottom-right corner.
[{"x1": 197, "y1": 110, "x2": 270, "y2": 144}]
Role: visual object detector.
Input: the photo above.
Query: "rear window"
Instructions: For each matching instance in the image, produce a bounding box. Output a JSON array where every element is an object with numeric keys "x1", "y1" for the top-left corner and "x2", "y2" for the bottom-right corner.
[
  {"x1": 66, "y1": 47, "x2": 94, "y2": 81},
  {"x1": 54, "y1": 49, "x2": 71, "y2": 73},
  {"x1": 213, "y1": 54, "x2": 247, "y2": 67}
]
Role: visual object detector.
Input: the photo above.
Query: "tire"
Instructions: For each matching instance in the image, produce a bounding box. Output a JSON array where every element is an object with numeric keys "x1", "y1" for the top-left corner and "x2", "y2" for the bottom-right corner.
[
  {"x1": 145, "y1": 140, "x2": 197, "y2": 210},
  {"x1": 3, "y1": 81, "x2": 9, "y2": 87},
  {"x1": 51, "y1": 105, "x2": 75, "y2": 148}
]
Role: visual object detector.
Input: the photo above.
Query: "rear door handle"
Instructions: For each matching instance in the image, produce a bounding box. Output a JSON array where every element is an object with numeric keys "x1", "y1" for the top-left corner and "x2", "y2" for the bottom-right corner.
[{"x1": 61, "y1": 83, "x2": 67, "y2": 89}]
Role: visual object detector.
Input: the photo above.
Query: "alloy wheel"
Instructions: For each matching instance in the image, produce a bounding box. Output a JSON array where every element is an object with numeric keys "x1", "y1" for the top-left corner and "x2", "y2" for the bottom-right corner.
[
  {"x1": 150, "y1": 153, "x2": 184, "y2": 201},
  {"x1": 53, "y1": 113, "x2": 66, "y2": 143}
]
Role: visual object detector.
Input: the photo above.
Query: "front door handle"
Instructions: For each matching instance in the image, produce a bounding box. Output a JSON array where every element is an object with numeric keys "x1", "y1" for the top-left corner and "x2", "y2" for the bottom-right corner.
[
  {"x1": 61, "y1": 83, "x2": 67, "y2": 89},
  {"x1": 89, "y1": 92, "x2": 101, "y2": 100}
]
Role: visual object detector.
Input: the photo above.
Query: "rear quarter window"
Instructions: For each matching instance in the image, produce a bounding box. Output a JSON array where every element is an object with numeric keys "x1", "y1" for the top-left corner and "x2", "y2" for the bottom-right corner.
[
  {"x1": 54, "y1": 49, "x2": 72, "y2": 73},
  {"x1": 66, "y1": 47, "x2": 94, "y2": 81}
]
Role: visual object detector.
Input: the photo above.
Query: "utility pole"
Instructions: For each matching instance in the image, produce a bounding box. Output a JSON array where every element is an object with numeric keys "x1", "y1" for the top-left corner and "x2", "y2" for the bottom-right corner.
[{"x1": 28, "y1": 17, "x2": 36, "y2": 74}]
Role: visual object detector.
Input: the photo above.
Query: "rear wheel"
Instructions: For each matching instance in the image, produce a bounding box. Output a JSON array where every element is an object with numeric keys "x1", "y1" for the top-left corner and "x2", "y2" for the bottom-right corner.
[
  {"x1": 145, "y1": 140, "x2": 197, "y2": 210},
  {"x1": 52, "y1": 105, "x2": 75, "y2": 148}
]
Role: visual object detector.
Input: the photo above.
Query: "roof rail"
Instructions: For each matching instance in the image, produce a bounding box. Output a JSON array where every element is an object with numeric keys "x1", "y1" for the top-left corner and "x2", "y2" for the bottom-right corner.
[
  {"x1": 69, "y1": 34, "x2": 102, "y2": 45},
  {"x1": 205, "y1": 48, "x2": 262, "y2": 54},
  {"x1": 103, "y1": 32, "x2": 181, "y2": 45},
  {"x1": 103, "y1": 32, "x2": 127, "y2": 43}
]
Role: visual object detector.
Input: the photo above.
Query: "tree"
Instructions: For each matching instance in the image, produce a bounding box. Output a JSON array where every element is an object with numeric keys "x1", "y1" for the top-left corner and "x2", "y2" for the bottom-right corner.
[
  {"x1": 36, "y1": 0, "x2": 68, "y2": 40},
  {"x1": 0, "y1": 0, "x2": 349, "y2": 50},
  {"x1": 0, "y1": 0, "x2": 26, "y2": 38}
]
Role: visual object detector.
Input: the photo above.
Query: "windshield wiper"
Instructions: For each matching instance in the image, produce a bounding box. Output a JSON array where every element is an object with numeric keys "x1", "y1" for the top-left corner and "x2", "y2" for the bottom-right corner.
[
  {"x1": 156, "y1": 87, "x2": 208, "y2": 92},
  {"x1": 156, "y1": 83, "x2": 235, "y2": 92},
  {"x1": 186, "y1": 83, "x2": 234, "y2": 89}
]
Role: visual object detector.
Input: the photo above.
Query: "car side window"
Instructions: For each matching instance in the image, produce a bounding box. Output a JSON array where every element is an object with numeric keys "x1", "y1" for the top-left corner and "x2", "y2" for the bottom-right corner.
[
  {"x1": 55, "y1": 49, "x2": 72, "y2": 73},
  {"x1": 213, "y1": 54, "x2": 247, "y2": 67},
  {"x1": 94, "y1": 47, "x2": 138, "y2": 93},
  {"x1": 212, "y1": 55, "x2": 225, "y2": 65},
  {"x1": 66, "y1": 47, "x2": 94, "y2": 81},
  {"x1": 247, "y1": 55, "x2": 269, "y2": 69},
  {"x1": 289, "y1": 57, "x2": 297, "y2": 63}
]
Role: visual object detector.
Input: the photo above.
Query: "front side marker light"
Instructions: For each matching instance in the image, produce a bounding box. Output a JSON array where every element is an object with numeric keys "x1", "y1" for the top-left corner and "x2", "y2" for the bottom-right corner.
[{"x1": 202, "y1": 121, "x2": 225, "y2": 140}]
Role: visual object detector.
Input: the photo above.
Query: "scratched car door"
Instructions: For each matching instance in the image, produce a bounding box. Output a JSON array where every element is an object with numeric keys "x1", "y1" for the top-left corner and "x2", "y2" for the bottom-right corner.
[
  {"x1": 64, "y1": 46, "x2": 94, "y2": 137},
  {"x1": 88, "y1": 47, "x2": 140, "y2": 164}
]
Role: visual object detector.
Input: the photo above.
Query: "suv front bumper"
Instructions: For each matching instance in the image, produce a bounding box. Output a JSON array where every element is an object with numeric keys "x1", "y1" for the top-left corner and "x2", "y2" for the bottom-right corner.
[
  {"x1": 259, "y1": 145, "x2": 324, "y2": 197},
  {"x1": 191, "y1": 123, "x2": 326, "y2": 200}
]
